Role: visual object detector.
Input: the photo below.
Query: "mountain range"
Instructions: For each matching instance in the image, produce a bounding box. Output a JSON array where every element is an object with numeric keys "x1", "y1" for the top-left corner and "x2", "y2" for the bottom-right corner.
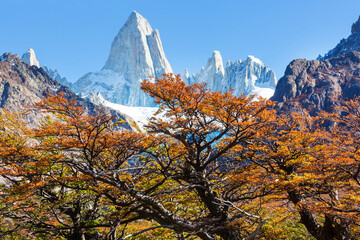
[
  {"x1": 2, "y1": 11, "x2": 360, "y2": 126},
  {"x1": 70, "y1": 11, "x2": 277, "y2": 107}
]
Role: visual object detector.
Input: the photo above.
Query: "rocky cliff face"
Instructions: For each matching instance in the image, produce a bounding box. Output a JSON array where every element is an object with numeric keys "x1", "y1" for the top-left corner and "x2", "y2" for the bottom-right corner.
[
  {"x1": 73, "y1": 11, "x2": 173, "y2": 107},
  {"x1": 184, "y1": 51, "x2": 277, "y2": 99},
  {"x1": 320, "y1": 16, "x2": 360, "y2": 60},
  {"x1": 0, "y1": 53, "x2": 131, "y2": 129},
  {"x1": 271, "y1": 51, "x2": 360, "y2": 115}
]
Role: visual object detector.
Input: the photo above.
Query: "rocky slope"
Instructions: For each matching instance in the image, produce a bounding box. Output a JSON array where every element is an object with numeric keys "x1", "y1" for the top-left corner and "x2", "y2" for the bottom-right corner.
[
  {"x1": 0, "y1": 52, "x2": 131, "y2": 129},
  {"x1": 320, "y1": 16, "x2": 360, "y2": 60},
  {"x1": 21, "y1": 48, "x2": 72, "y2": 90},
  {"x1": 184, "y1": 51, "x2": 277, "y2": 99},
  {"x1": 271, "y1": 51, "x2": 360, "y2": 115},
  {"x1": 73, "y1": 11, "x2": 173, "y2": 107}
]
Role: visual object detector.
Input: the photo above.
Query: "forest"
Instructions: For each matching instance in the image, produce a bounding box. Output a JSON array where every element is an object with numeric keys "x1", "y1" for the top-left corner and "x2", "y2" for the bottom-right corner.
[{"x1": 0, "y1": 74, "x2": 359, "y2": 240}]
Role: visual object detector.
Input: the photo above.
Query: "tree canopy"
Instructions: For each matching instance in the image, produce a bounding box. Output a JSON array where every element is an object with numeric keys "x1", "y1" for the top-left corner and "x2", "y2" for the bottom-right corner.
[{"x1": 0, "y1": 74, "x2": 360, "y2": 239}]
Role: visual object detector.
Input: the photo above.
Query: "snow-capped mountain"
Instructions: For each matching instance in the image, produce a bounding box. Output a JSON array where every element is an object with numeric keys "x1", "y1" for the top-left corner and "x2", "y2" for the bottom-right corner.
[
  {"x1": 73, "y1": 11, "x2": 173, "y2": 107},
  {"x1": 183, "y1": 51, "x2": 277, "y2": 99},
  {"x1": 21, "y1": 48, "x2": 40, "y2": 68}
]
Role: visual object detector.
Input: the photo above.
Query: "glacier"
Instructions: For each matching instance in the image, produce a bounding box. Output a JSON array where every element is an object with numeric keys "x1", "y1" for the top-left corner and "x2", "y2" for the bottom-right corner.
[{"x1": 86, "y1": 92, "x2": 158, "y2": 128}]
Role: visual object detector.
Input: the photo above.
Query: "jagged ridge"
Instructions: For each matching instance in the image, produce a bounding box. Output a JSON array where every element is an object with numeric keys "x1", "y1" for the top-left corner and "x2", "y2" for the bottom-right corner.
[{"x1": 183, "y1": 51, "x2": 277, "y2": 99}]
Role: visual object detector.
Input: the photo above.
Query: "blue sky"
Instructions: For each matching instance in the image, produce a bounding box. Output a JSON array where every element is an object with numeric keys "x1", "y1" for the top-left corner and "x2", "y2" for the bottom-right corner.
[{"x1": 1, "y1": 0, "x2": 360, "y2": 82}]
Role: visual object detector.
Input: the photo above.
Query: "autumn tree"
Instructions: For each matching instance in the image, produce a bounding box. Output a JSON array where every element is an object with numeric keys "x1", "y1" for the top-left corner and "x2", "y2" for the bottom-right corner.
[
  {"x1": 246, "y1": 105, "x2": 360, "y2": 240},
  {"x1": 5, "y1": 74, "x2": 360, "y2": 240},
  {"x1": 136, "y1": 73, "x2": 277, "y2": 239},
  {"x1": 0, "y1": 96, "x2": 127, "y2": 240},
  {"x1": 0, "y1": 74, "x2": 282, "y2": 240}
]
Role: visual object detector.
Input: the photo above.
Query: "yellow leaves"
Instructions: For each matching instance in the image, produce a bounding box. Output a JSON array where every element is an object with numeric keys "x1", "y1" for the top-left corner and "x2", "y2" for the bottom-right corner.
[{"x1": 6, "y1": 75, "x2": 360, "y2": 239}]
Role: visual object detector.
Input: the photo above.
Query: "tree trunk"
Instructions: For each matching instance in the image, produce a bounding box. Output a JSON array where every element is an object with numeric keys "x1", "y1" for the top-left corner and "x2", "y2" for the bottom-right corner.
[
  {"x1": 319, "y1": 214, "x2": 351, "y2": 240},
  {"x1": 288, "y1": 190, "x2": 352, "y2": 240},
  {"x1": 217, "y1": 229, "x2": 243, "y2": 240}
]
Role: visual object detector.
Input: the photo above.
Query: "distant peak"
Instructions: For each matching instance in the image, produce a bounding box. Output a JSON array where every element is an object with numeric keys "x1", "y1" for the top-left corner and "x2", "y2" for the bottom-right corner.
[
  {"x1": 207, "y1": 50, "x2": 224, "y2": 74},
  {"x1": 246, "y1": 55, "x2": 263, "y2": 65},
  {"x1": 184, "y1": 69, "x2": 190, "y2": 79},
  {"x1": 21, "y1": 48, "x2": 40, "y2": 67},
  {"x1": 213, "y1": 50, "x2": 221, "y2": 55},
  {"x1": 211, "y1": 51, "x2": 223, "y2": 61}
]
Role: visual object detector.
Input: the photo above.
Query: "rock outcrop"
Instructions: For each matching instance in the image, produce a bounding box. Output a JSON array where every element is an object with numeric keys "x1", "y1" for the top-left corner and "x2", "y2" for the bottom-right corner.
[
  {"x1": 73, "y1": 11, "x2": 173, "y2": 107},
  {"x1": 271, "y1": 51, "x2": 360, "y2": 115},
  {"x1": 0, "y1": 52, "x2": 131, "y2": 129}
]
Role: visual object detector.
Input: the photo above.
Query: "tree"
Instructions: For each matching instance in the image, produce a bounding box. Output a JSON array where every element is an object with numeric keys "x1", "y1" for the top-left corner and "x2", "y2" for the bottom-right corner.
[
  {"x1": 248, "y1": 107, "x2": 360, "y2": 240},
  {"x1": 0, "y1": 74, "x2": 280, "y2": 239},
  {"x1": 4, "y1": 74, "x2": 360, "y2": 239},
  {"x1": 0, "y1": 95, "x2": 125, "y2": 240}
]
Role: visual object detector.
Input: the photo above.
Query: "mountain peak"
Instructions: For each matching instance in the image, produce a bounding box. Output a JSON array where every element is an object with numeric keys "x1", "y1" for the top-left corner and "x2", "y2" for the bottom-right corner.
[
  {"x1": 208, "y1": 51, "x2": 224, "y2": 74},
  {"x1": 75, "y1": 11, "x2": 172, "y2": 107},
  {"x1": 351, "y1": 16, "x2": 360, "y2": 34},
  {"x1": 124, "y1": 11, "x2": 153, "y2": 35},
  {"x1": 322, "y1": 15, "x2": 360, "y2": 59},
  {"x1": 21, "y1": 48, "x2": 40, "y2": 68},
  {"x1": 246, "y1": 55, "x2": 263, "y2": 65},
  {"x1": 129, "y1": 10, "x2": 142, "y2": 20}
]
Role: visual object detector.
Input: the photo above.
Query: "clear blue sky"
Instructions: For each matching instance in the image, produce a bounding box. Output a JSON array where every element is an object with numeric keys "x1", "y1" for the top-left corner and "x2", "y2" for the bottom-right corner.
[{"x1": 1, "y1": 0, "x2": 360, "y2": 82}]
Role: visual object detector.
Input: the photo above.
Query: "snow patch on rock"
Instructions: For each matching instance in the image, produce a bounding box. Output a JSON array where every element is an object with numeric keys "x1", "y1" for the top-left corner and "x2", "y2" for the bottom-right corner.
[{"x1": 86, "y1": 92, "x2": 158, "y2": 128}]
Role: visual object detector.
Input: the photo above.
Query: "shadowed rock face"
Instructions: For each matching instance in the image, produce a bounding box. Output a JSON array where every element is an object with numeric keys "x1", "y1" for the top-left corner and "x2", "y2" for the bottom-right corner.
[
  {"x1": 271, "y1": 51, "x2": 360, "y2": 115},
  {"x1": 0, "y1": 52, "x2": 132, "y2": 129}
]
